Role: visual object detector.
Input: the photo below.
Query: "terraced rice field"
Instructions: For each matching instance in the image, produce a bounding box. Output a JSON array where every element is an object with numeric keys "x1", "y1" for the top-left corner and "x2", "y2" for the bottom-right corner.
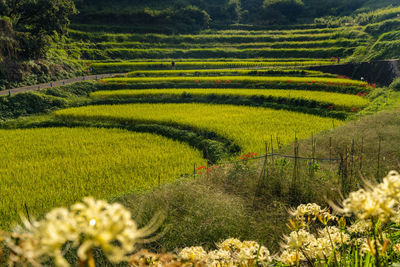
[
  {"x1": 69, "y1": 28, "x2": 366, "y2": 44},
  {"x1": 0, "y1": 23, "x2": 376, "y2": 228},
  {"x1": 125, "y1": 69, "x2": 332, "y2": 77},
  {"x1": 90, "y1": 60, "x2": 334, "y2": 73},
  {"x1": 90, "y1": 89, "x2": 370, "y2": 111},
  {"x1": 103, "y1": 76, "x2": 368, "y2": 87},
  {"x1": 69, "y1": 25, "x2": 366, "y2": 65},
  {"x1": 100, "y1": 76, "x2": 370, "y2": 94},
  {"x1": 0, "y1": 128, "x2": 205, "y2": 229},
  {"x1": 73, "y1": 39, "x2": 363, "y2": 50},
  {"x1": 54, "y1": 104, "x2": 343, "y2": 154}
]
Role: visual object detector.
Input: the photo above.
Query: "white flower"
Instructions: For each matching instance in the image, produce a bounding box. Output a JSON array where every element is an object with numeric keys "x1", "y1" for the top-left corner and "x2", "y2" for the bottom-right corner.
[
  {"x1": 319, "y1": 226, "x2": 350, "y2": 245},
  {"x1": 36, "y1": 207, "x2": 78, "y2": 266},
  {"x1": 347, "y1": 220, "x2": 372, "y2": 234},
  {"x1": 377, "y1": 171, "x2": 400, "y2": 199},
  {"x1": 71, "y1": 197, "x2": 145, "y2": 263},
  {"x1": 279, "y1": 249, "x2": 304, "y2": 265},
  {"x1": 283, "y1": 229, "x2": 316, "y2": 250},
  {"x1": 179, "y1": 246, "x2": 207, "y2": 261},
  {"x1": 342, "y1": 188, "x2": 396, "y2": 222},
  {"x1": 218, "y1": 238, "x2": 243, "y2": 252},
  {"x1": 393, "y1": 243, "x2": 400, "y2": 255},
  {"x1": 290, "y1": 203, "x2": 324, "y2": 219},
  {"x1": 238, "y1": 242, "x2": 271, "y2": 263},
  {"x1": 308, "y1": 237, "x2": 333, "y2": 260},
  {"x1": 337, "y1": 171, "x2": 400, "y2": 222},
  {"x1": 207, "y1": 249, "x2": 233, "y2": 266},
  {"x1": 1, "y1": 231, "x2": 42, "y2": 267}
]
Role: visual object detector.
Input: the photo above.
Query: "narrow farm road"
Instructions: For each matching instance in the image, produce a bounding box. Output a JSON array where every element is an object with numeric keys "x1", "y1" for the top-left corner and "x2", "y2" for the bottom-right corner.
[{"x1": 0, "y1": 73, "x2": 125, "y2": 96}]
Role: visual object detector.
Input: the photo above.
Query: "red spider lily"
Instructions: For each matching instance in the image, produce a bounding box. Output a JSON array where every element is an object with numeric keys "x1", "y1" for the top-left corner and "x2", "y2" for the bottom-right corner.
[
  {"x1": 216, "y1": 80, "x2": 221, "y2": 83},
  {"x1": 351, "y1": 107, "x2": 358, "y2": 112},
  {"x1": 357, "y1": 92, "x2": 363, "y2": 96},
  {"x1": 372, "y1": 83, "x2": 376, "y2": 88},
  {"x1": 312, "y1": 81, "x2": 316, "y2": 84},
  {"x1": 239, "y1": 152, "x2": 258, "y2": 160},
  {"x1": 197, "y1": 166, "x2": 212, "y2": 174},
  {"x1": 225, "y1": 80, "x2": 231, "y2": 83},
  {"x1": 287, "y1": 80, "x2": 292, "y2": 83},
  {"x1": 363, "y1": 92, "x2": 368, "y2": 96},
  {"x1": 328, "y1": 105, "x2": 334, "y2": 110},
  {"x1": 195, "y1": 80, "x2": 199, "y2": 83}
]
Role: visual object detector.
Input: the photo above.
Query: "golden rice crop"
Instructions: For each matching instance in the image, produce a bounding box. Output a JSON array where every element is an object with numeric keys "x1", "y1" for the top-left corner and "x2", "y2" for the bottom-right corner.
[
  {"x1": 55, "y1": 103, "x2": 342, "y2": 155},
  {"x1": 87, "y1": 58, "x2": 333, "y2": 63},
  {"x1": 91, "y1": 60, "x2": 332, "y2": 70},
  {"x1": 90, "y1": 88, "x2": 369, "y2": 110},
  {"x1": 102, "y1": 76, "x2": 368, "y2": 88},
  {"x1": 0, "y1": 127, "x2": 206, "y2": 229},
  {"x1": 126, "y1": 69, "x2": 328, "y2": 77}
]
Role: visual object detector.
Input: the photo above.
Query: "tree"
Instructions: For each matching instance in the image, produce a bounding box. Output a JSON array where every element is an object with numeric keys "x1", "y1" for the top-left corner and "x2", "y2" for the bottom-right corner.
[
  {"x1": 171, "y1": 6, "x2": 211, "y2": 31},
  {"x1": 263, "y1": 0, "x2": 304, "y2": 23},
  {"x1": 0, "y1": 17, "x2": 19, "y2": 60},
  {"x1": 18, "y1": 0, "x2": 77, "y2": 36},
  {"x1": 226, "y1": 0, "x2": 242, "y2": 23},
  {"x1": 0, "y1": 0, "x2": 77, "y2": 59}
]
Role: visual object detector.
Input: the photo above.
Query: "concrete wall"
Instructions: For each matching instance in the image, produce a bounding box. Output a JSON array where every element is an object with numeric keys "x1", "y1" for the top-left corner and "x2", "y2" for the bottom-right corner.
[{"x1": 309, "y1": 60, "x2": 400, "y2": 86}]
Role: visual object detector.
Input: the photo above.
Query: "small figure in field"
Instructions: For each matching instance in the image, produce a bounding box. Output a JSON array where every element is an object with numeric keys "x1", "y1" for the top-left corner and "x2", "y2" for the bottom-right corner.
[
  {"x1": 171, "y1": 61, "x2": 176, "y2": 70},
  {"x1": 337, "y1": 57, "x2": 340, "y2": 64}
]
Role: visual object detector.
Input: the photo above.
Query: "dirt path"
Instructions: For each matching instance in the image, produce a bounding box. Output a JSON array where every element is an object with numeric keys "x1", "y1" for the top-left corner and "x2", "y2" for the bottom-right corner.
[{"x1": 0, "y1": 73, "x2": 124, "y2": 96}]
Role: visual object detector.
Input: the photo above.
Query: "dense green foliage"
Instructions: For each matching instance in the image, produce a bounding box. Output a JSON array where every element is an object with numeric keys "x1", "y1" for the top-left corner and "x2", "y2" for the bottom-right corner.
[
  {"x1": 0, "y1": 0, "x2": 77, "y2": 59},
  {"x1": 74, "y1": 0, "x2": 400, "y2": 31},
  {"x1": 0, "y1": 92, "x2": 67, "y2": 120},
  {"x1": 262, "y1": 0, "x2": 305, "y2": 23},
  {"x1": 0, "y1": 0, "x2": 83, "y2": 91}
]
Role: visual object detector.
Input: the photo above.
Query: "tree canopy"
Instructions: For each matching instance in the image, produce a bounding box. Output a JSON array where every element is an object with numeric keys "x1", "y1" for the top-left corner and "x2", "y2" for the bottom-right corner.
[
  {"x1": 0, "y1": 0, "x2": 77, "y2": 59},
  {"x1": 262, "y1": 0, "x2": 304, "y2": 23}
]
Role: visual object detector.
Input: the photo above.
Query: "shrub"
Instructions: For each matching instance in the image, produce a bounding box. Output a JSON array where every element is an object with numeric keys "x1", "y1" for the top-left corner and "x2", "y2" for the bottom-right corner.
[{"x1": 390, "y1": 77, "x2": 400, "y2": 91}]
